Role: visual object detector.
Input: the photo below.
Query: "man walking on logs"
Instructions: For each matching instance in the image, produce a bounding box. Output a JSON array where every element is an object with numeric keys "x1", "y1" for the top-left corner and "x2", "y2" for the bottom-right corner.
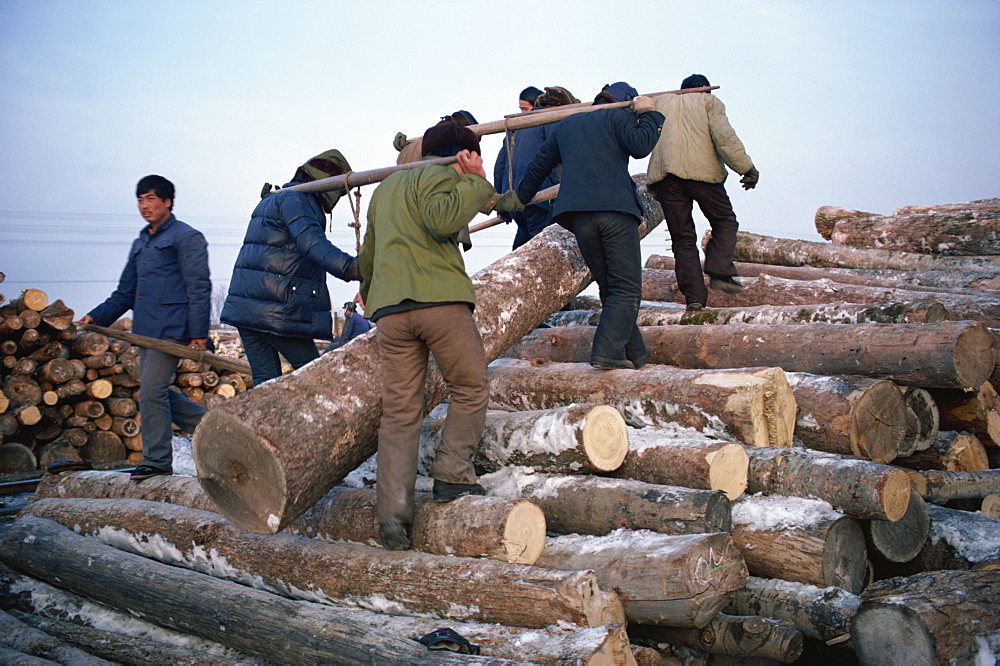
[
  {"x1": 360, "y1": 119, "x2": 495, "y2": 551},
  {"x1": 78, "y1": 175, "x2": 210, "y2": 481},
  {"x1": 496, "y1": 81, "x2": 665, "y2": 370},
  {"x1": 646, "y1": 74, "x2": 759, "y2": 311}
]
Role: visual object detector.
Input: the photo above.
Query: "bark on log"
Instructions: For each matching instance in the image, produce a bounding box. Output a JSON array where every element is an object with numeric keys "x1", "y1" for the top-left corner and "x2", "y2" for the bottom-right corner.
[
  {"x1": 852, "y1": 569, "x2": 1000, "y2": 665},
  {"x1": 724, "y1": 576, "x2": 860, "y2": 643},
  {"x1": 629, "y1": 613, "x2": 804, "y2": 663},
  {"x1": 899, "y1": 387, "x2": 940, "y2": 455},
  {"x1": 37, "y1": 359, "x2": 74, "y2": 385},
  {"x1": 17, "y1": 498, "x2": 624, "y2": 629},
  {"x1": 745, "y1": 446, "x2": 912, "y2": 522},
  {"x1": 80, "y1": 431, "x2": 124, "y2": 463},
  {"x1": 864, "y1": 490, "x2": 930, "y2": 564},
  {"x1": 0, "y1": 442, "x2": 37, "y2": 473},
  {"x1": 894, "y1": 430, "x2": 989, "y2": 472},
  {"x1": 191, "y1": 175, "x2": 665, "y2": 534},
  {"x1": 611, "y1": 428, "x2": 749, "y2": 500},
  {"x1": 928, "y1": 382, "x2": 1000, "y2": 448},
  {"x1": 33, "y1": 471, "x2": 546, "y2": 564},
  {"x1": 730, "y1": 494, "x2": 868, "y2": 594},
  {"x1": 878, "y1": 504, "x2": 1000, "y2": 576},
  {"x1": 728, "y1": 229, "x2": 1000, "y2": 272},
  {"x1": 480, "y1": 467, "x2": 733, "y2": 536},
  {"x1": 487, "y1": 359, "x2": 795, "y2": 450},
  {"x1": 0, "y1": 609, "x2": 114, "y2": 665},
  {"x1": 38, "y1": 299, "x2": 73, "y2": 330},
  {"x1": 4, "y1": 375, "x2": 42, "y2": 408},
  {"x1": 0, "y1": 514, "x2": 519, "y2": 664},
  {"x1": 424, "y1": 403, "x2": 628, "y2": 475},
  {"x1": 815, "y1": 200, "x2": 1000, "y2": 256},
  {"x1": 536, "y1": 530, "x2": 748, "y2": 627},
  {"x1": 786, "y1": 373, "x2": 906, "y2": 464}
]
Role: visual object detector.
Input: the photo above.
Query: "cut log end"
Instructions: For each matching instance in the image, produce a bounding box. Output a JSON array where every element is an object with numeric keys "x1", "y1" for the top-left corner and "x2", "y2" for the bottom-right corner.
[
  {"x1": 852, "y1": 604, "x2": 934, "y2": 664},
  {"x1": 581, "y1": 404, "x2": 629, "y2": 471},
  {"x1": 955, "y1": 324, "x2": 998, "y2": 390},
  {"x1": 705, "y1": 443, "x2": 750, "y2": 501},
  {"x1": 868, "y1": 490, "x2": 930, "y2": 563},
  {"x1": 822, "y1": 518, "x2": 868, "y2": 594},
  {"x1": 193, "y1": 409, "x2": 287, "y2": 534},
  {"x1": 851, "y1": 379, "x2": 906, "y2": 463},
  {"x1": 981, "y1": 494, "x2": 1000, "y2": 521},
  {"x1": 880, "y1": 469, "x2": 914, "y2": 522},
  {"x1": 500, "y1": 500, "x2": 547, "y2": 564}
]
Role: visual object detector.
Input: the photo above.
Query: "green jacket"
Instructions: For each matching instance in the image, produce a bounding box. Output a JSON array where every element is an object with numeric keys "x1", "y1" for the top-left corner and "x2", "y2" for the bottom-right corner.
[{"x1": 359, "y1": 160, "x2": 495, "y2": 319}]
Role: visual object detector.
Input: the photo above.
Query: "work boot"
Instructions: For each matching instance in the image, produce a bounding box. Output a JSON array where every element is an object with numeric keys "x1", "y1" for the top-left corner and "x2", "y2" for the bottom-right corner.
[
  {"x1": 432, "y1": 480, "x2": 486, "y2": 502},
  {"x1": 379, "y1": 518, "x2": 411, "y2": 551},
  {"x1": 686, "y1": 302, "x2": 705, "y2": 311},
  {"x1": 709, "y1": 275, "x2": 745, "y2": 294},
  {"x1": 130, "y1": 465, "x2": 171, "y2": 481},
  {"x1": 590, "y1": 354, "x2": 632, "y2": 370}
]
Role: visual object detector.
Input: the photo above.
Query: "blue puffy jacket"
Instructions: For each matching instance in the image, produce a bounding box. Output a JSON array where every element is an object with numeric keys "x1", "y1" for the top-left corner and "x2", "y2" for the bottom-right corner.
[{"x1": 221, "y1": 187, "x2": 354, "y2": 339}]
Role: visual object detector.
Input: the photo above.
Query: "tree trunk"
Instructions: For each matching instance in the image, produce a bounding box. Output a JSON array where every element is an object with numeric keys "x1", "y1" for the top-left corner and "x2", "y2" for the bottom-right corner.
[
  {"x1": 487, "y1": 359, "x2": 795, "y2": 450},
  {"x1": 787, "y1": 373, "x2": 906, "y2": 463},
  {"x1": 745, "y1": 447, "x2": 912, "y2": 522},
  {"x1": 928, "y1": 382, "x2": 1000, "y2": 448},
  {"x1": 424, "y1": 403, "x2": 628, "y2": 475},
  {"x1": 815, "y1": 200, "x2": 1000, "y2": 256},
  {"x1": 480, "y1": 467, "x2": 732, "y2": 536},
  {"x1": 0, "y1": 514, "x2": 519, "y2": 664},
  {"x1": 611, "y1": 428, "x2": 749, "y2": 500},
  {"x1": 894, "y1": 430, "x2": 989, "y2": 472},
  {"x1": 504, "y1": 322, "x2": 993, "y2": 392},
  {"x1": 852, "y1": 569, "x2": 1000, "y2": 665},
  {"x1": 19, "y1": 498, "x2": 625, "y2": 629},
  {"x1": 642, "y1": 270, "x2": 1000, "y2": 328},
  {"x1": 536, "y1": 530, "x2": 748, "y2": 628},
  {"x1": 864, "y1": 490, "x2": 930, "y2": 565},
  {"x1": 629, "y1": 613, "x2": 804, "y2": 664},
  {"x1": 0, "y1": 609, "x2": 114, "y2": 666},
  {"x1": 191, "y1": 176, "x2": 665, "y2": 534},
  {"x1": 907, "y1": 468, "x2": 1000, "y2": 504},
  {"x1": 879, "y1": 504, "x2": 1000, "y2": 576},
  {"x1": 724, "y1": 576, "x2": 860, "y2": 643},
  {"x1": 730, "y1": 494, "x2": 868, "y2": 594},
  {"x1": 899, "y1": 387, "x2": 940, "y2": 455}
]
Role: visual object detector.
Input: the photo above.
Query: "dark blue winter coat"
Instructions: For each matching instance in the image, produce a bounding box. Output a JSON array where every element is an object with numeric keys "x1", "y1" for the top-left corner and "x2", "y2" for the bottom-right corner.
[
  {"x1": 88, "y1": 215, "x2": 211, "y2": 341},
  {"x1": 221, "y1": 187, "x2": 354, "y2": 339},
  {"x1": 493, "y1": 123, "x2": 558, "y2": 203},
  {"x1": 515, "y1": 107, "x2": 664, "y2": 222}
]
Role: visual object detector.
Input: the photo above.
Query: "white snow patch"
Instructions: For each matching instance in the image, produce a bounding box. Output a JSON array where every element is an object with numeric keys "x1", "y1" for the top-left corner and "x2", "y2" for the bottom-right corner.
[{"x1": 732, "y1": 493, "x2": 841, "y2": 531}]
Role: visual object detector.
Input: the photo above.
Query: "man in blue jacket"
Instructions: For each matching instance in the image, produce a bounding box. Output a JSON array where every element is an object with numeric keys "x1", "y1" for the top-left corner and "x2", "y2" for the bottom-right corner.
[
  {"x1": 80, "y1": 175, "x2": 211, "y2": 480},
  {"x1": 497, "y1": 82, "x2": 664, "y2": 370},
  {"x1": 221, "y1": 150, "x2": 360, "y2": 386}
]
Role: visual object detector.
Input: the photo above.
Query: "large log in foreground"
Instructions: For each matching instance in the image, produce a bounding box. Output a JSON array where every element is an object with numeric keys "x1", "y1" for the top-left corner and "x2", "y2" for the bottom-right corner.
[
  {"x1": 0, "y1": 514, "x2": 517, "y2": 664},
  {"x1": 851, "y1": 569, "x2": 1000, "y2": 665},
  {"x1": 487, "y1": 359, "x2": 795, "y2": 449},
  {"x1": 19, "y1": 498, "x2": 623, "y2": 629},
  {"x1": 504, "y1": 321, "x2": 994, "y2": 390},
  {"x1": 192, "y1": 175, "x2": 664, "y2": 534}
]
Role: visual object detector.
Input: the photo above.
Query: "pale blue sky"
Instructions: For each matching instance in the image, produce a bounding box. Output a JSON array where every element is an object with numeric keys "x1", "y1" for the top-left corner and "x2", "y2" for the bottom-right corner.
[{"x1": 2, "y1": 0, "x2": 998, "y2": 321}]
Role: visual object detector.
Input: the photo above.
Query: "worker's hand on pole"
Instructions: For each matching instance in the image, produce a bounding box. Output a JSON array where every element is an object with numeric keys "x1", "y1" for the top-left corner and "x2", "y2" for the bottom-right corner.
[
  {"x1": 495, "y1": 190, "x2": 526, "y2": 214},
  {"x1": 631, "y1": 96, "x2": 655, "y2": 114},
  {"x1": 189, "y1": 338, "x2": 210, "y2": 351},
  {"x1": 393, "y1": 132, "x2": 409, "y2": 151},
  {"x1": 455, "y1": 149, "x2": 487, "y2": 180},
  {"x1": 740, "y1": 166, "x2": 760, "y2": 190}
]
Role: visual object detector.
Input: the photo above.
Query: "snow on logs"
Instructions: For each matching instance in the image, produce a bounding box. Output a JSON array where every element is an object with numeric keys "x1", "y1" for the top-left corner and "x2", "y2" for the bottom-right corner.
[
  {"x1": 17, "y1": 498, "x2": 625, "y2": 629},
  {"x1": 191, "y1": 175, "x2": 665, "y2": 534},
  {"x1": 487, "y1": 359, "x2": 795, "y2": 450},
  {"x1": 33, "y1": 470, "x2": 546, "y2": 564}
]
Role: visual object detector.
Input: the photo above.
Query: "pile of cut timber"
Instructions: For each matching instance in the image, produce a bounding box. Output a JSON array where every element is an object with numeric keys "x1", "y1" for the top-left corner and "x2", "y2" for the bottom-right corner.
[
  {"x1": 0, "y1": 284, "x2": 253, "y2": 473},
  {"x1": 3, "y1": 193, "x2": 999, "y2": 664}
]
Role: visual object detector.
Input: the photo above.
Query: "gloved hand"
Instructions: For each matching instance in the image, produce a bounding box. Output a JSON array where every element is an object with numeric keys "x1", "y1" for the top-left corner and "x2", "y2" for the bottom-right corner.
[
  {"x1": 631, "y1": 96, "x2": 655, "y2": 114},
  {"x1": 456, "y1": 226, "x2": 473, "y2": 252},
  {"x1": 343, "y1": 258, "x2": 362, "y2": 282},
  {"x1": 740, "y1": 166, "x2": 759, "y2": 190},
  {"x1": 495, "y1": 189, "x2": 526, "y2": 214},
  {"x1": 393, "y1": 132, "x2": 408, "y2": 152}
]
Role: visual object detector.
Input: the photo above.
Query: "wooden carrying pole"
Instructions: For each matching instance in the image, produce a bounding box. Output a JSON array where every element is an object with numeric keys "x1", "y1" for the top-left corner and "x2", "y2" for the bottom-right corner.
[
  {"x1": 80, "y1": 324, "x2": 251, "y2": 375},
  {"x1": 469, "y1": 185, "x2": 561, "y2": 233}
]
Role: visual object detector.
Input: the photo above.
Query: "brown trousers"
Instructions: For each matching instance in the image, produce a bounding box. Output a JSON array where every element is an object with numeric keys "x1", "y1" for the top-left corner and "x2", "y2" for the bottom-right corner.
[{"x1": 374, "y1": 304, "x2": 489, "y2": 525}]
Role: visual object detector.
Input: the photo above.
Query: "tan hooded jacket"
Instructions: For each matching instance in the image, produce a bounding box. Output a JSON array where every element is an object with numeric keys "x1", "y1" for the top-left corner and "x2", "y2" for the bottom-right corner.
[{"x1": 646, "y1": 92, "x2": 754, "y2": 185}]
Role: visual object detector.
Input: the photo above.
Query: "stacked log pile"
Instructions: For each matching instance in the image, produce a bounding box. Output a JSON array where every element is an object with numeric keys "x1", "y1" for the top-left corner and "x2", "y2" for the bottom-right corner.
[
  {"x1": 0, "y1": 286, "x2": 252, "y2": 473},
  {"x1": 3, "y1": 194, "x2": 999, "y2": 663}
]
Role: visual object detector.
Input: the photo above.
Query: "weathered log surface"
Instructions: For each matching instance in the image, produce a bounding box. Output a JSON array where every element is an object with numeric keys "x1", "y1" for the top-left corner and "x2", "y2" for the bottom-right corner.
[
  {"x1": 19, "y1": 498, "x2": 624, "y2": 629},
  {"x1": 192, "y1": 175, "x2": 664, "y2": 534},
  {"x1": 730, "y1": 494, "x2": 868, "y2": 594},
  {"x1": 0, "y1": 514, "x2": 517, "y2": 664},
  {"x1": 815, "y1": 200, "x2": 1000, "y2": 256},
  {"x1": 902, "y1": 503, "x2": 1000, "y2": 572},
  {"x1": 487, "y1": 359, "x2": 795, "y2": 449},
  {"x1": 629, "y1": 613, "x2": 804, "y2": 663},
  {"x1": 852, "y1": 569, "x2": 1000, "y2": 665},
  {"x1": 929, "y1": 382, "x2": 1000, "y2": 448},
  {"x1": 745, "y1": 446, "x2": 912, "y2": 522},
  {"x1": 724, "y1": 576, "x2": 860, "y2": 643},
  {"x1": 907, "y1": 468, "x2": 1000, "y2": 503},
  {"x1": 612, "y1": 428, "x2": 749, "y2": 500},
  {"x1": 640, "y1": 270, "x2": 1000, "y2": 327},
  {"x1": 894, "y1": 430, "x2": 989, "y2": 472},
  {"x1": 899, "y1": 387, "x2": 940, "y2": 455},
  {"x1": 505, "y1": 321, "x2": 995, "y2": 390},
  {"x1": 0, "y1": 609, "x2": 114, "y2": 665},
  {"x1": 787, "y1": 373, "x2": 906, "y2": 464},
  {"x1": 536, "y1": 530, "x2": 749, "y2": 628},
  {"x1": 480, "y1": 467, "x2": 733, "y2": 536},
  {"x1": 424, "y1": 403, "x2": 628, "y2": 475}
]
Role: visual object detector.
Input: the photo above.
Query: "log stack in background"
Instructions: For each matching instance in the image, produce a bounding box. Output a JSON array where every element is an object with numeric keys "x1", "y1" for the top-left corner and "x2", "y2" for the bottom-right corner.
[{"x1": 0, "y1": 287, "x2": 253, "y2": 472}]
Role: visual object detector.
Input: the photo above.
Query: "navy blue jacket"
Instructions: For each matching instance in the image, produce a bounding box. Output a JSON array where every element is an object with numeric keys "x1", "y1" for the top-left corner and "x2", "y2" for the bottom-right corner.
[
  {"x1": 221, "y1": 188, "x2": 354, "y2": 339},
  {"x1": 515, "y1": 107, "x2": 665, "y2": 222},
  {"x1": 88, "y1": 215, "x2": 211, "y2": 340},
  {"x1": 493, "y1": 123, "x2": 559, "y2": 203}
]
